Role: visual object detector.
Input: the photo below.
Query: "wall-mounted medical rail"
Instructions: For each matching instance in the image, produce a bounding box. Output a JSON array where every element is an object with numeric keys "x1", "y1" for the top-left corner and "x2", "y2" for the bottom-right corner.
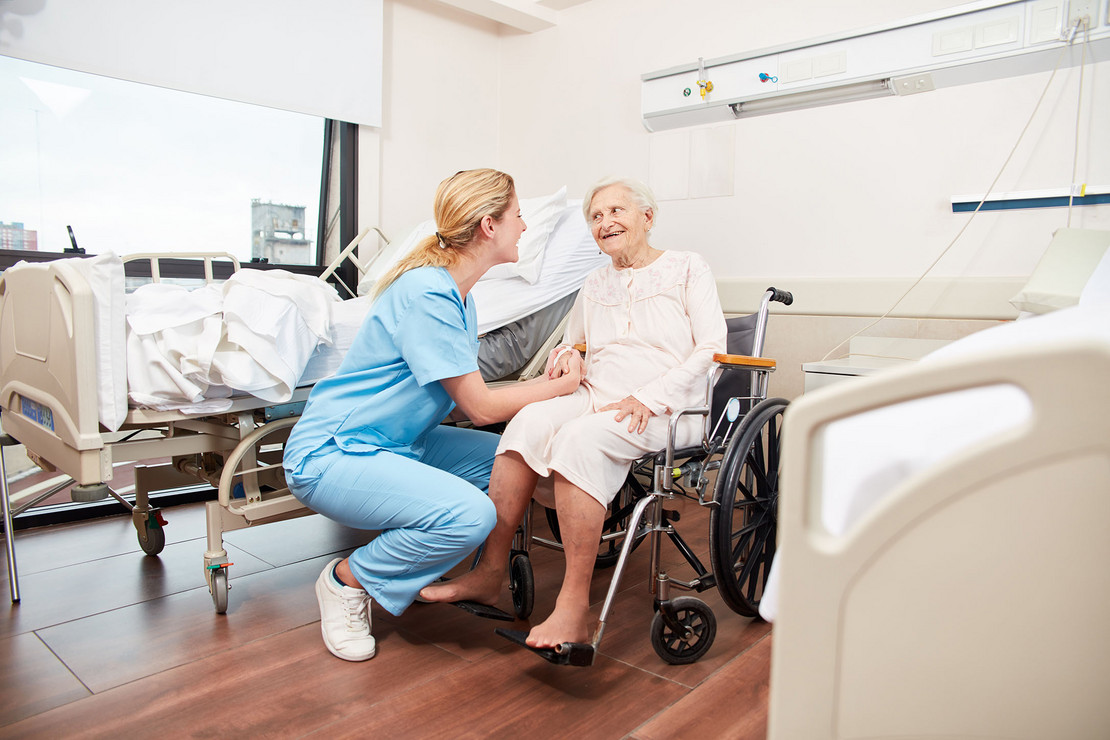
[{"x1": 642, "y1": 0, "x2": 1110, "y2": 130}]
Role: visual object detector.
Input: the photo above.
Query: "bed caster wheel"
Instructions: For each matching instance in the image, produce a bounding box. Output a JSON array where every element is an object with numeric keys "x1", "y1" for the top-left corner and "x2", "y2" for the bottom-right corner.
[
  {"x1": 650, "y1": 596, "x2": 716, "y2": 665},
  {"x1": 210, "y1": 567, "x2": 230, "y2": 614},
  {"x1": 71, "y1": 483, "x2": 111, "y2": 502},
  {"x1": 136, "y1": 513, "x2": 166, "y2": 556},
  {"x1": 509, "y1": 552, "x2": 534, "y2": 620}
]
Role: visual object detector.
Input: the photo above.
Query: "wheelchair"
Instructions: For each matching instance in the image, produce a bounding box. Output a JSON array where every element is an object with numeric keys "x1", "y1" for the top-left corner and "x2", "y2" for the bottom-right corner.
[{"x1": 497, "y1": 287, "x2": 792, "y2": 666}]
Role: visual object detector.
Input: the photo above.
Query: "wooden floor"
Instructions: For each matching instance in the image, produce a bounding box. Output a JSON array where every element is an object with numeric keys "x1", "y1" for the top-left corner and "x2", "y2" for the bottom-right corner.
[{"x1": 0, "y1": 496, "x2": 771, "y2": 739}]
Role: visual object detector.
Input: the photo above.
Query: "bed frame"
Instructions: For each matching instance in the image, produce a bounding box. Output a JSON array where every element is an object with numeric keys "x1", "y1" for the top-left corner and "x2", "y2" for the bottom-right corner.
[
  {"x1": 0, "y1": 253, "x2": 321, "y2": 609},
  {"x1": 767, "y1": 337, "x2": 1110, "y2": 739}
]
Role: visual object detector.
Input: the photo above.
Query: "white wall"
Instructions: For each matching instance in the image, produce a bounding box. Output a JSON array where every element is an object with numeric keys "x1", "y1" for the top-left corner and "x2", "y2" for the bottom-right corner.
[
  {"x1": 373, "y1": 1, "x2": 503, "y2": 237},
  {"x1": 390, "y1": 0, "x2": 1092, "y2": 319},
  {"x1": 490, "y1": 0, "x2": 1108, "y2": 298}
]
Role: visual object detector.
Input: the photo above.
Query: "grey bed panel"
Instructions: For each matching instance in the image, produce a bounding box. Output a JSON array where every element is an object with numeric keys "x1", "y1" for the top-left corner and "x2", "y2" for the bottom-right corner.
[{"x1": 477, "y1": 291, "x2": 579, "y2": 382}]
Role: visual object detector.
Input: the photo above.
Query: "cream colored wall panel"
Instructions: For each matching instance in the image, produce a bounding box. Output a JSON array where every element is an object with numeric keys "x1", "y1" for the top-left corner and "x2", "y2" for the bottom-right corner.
[{"x1": 717, "y1": 277, "x2": 1026, "y2": 319}]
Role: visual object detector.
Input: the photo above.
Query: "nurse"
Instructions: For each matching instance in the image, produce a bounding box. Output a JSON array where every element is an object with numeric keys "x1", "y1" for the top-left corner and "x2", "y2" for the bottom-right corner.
[{"x1": 283, "y1": 169, "x2": 581, "y2": 662}]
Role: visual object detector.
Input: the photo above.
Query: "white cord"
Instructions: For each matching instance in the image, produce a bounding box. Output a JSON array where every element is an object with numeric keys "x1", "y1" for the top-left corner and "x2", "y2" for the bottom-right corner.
[
  {"x1": 821, "y1": 26, "x2": 1085, "y2": 362},
  {"x1": 1067, "y1": 22, "x2": 1089, "y2": 227}
]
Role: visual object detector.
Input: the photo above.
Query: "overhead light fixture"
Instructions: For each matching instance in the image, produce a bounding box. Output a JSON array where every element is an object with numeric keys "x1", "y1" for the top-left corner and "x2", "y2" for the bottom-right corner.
[{"x1": 729, "y1": 78, "x2": 895, "y2": 119}]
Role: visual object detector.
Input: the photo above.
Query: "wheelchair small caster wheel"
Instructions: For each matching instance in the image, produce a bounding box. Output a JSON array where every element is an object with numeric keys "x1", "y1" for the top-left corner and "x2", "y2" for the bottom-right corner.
[
  {"x1": 509, "y1": 552, "x2": 534, "y2": 620},
  {"x1": 210, "y1": 567, "x2": 230, "y2": 614},
  {"x1": 650, "y1": 596, "x2": 716, "y2": 665}
]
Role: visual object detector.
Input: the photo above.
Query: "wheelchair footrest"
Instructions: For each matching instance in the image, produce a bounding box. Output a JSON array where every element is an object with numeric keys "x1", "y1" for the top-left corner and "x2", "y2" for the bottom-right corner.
[
  {"x1": 451, "y1": 600, "x2": 515, "y2": 621},
  {"x1": 495, "y1": 628, "x2": 595, "y2": 667}
]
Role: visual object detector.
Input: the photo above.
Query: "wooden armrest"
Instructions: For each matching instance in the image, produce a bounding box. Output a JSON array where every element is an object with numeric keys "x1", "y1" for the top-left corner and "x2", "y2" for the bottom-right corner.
[
  {"x1": 714, "y1": 353, "x2": 776, "y2": 370},
  {"x1": 573, "y1": 343, "x2": 587, "y2": 353}
]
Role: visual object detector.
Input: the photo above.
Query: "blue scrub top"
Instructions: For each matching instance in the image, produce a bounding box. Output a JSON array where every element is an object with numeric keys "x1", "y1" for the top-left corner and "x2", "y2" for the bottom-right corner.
[{"x1": 283, "y1": 266, "x2": 479, "y2": 475}]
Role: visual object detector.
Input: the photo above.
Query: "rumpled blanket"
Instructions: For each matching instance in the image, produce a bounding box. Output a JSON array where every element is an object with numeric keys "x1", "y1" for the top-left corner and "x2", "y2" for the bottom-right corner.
[{"x1": 126, "y1": 270, "x2": 340, "y2": 412}]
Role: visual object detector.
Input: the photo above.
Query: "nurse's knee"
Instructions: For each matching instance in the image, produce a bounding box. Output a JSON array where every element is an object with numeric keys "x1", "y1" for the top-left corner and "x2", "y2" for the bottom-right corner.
[{"x1": 453, "y1": 492, "x2": 496, "y2": 549}]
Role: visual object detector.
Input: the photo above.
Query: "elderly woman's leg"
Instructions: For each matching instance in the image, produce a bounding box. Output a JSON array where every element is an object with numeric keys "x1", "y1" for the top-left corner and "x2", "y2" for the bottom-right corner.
[
  {"x1": 419, "y1": 450, "x2": 539, "y2": 604},
  {"x1": 424, "y1": 389, "x2": 592, "y2": 605},
  {"x1": 526, "y1": 474, "x2": 605, "y2": 648}
]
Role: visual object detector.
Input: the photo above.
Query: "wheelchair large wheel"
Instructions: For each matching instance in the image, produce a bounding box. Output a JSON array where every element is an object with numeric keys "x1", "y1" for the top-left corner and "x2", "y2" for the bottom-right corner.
[
  {"x1": 709, "y1": 397, "x2": 787, "y2": 618},
  {"x1": 544, "y1": 472, "x2": 649, "y2": 569}
]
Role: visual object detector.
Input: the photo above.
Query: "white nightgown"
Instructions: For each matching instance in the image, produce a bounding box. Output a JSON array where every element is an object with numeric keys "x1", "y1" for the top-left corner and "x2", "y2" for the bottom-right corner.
[{"x1": 497, "y1": 250, "x2": 726, "y2": 506}]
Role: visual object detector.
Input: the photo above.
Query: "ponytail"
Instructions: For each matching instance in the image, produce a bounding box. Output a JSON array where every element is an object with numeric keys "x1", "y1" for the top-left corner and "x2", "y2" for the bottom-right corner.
[{"x1": 373, "y1": 168, "x2": 515, "y2": 300}]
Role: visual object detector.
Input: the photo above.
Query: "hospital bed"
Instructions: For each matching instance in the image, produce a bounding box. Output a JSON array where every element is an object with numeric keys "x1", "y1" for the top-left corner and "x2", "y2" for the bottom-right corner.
[
  {"x1": 0, "y1": 192, "x2": 607, "y2": 612},
  {"x1": 765, "y1": 253, "x2": 1110, "y2": 737},
  {"x1": 0, "y1": 250, "x2": 346, "y2": 611}
]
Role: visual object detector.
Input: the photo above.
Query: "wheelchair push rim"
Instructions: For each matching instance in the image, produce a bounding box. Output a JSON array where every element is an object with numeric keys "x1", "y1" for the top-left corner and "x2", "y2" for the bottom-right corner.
[{"x1": 709, "y1": 397, "x2": 787, "y2": 618}]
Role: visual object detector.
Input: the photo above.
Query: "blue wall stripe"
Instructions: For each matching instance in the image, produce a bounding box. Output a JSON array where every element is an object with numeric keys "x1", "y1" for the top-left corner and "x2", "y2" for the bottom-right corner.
[{"x1": 952, "y1": 194, "x2": 1110, "y2": 212}]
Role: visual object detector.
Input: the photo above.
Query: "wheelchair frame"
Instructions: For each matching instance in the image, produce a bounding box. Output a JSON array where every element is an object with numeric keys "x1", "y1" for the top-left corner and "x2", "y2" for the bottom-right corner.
[{"x1": 500, "y1": 288, "x2": 792, "y2": 666}]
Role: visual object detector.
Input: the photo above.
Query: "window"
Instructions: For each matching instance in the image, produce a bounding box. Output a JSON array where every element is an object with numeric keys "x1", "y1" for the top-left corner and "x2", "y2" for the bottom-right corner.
[{"x1": 0, "y1": 55, "x2": 326, "y2": 266}]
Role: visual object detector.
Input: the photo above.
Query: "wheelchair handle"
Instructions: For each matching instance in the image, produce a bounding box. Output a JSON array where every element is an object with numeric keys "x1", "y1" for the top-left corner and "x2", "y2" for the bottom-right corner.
[{"x1": 766, "y1": 287, "x2": 793, "y2": 305}]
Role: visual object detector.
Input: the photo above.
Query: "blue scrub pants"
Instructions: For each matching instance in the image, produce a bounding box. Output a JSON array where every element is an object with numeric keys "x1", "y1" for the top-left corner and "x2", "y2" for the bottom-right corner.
[{"x1": 287, "y1": 425, "x2": 500, "y2": 616}]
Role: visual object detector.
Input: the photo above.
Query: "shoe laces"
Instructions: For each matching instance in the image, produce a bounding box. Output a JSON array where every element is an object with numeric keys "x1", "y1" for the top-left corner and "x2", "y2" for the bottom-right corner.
[{"x1": 341, "y1": 591, "x2": 370, "y2": 633}]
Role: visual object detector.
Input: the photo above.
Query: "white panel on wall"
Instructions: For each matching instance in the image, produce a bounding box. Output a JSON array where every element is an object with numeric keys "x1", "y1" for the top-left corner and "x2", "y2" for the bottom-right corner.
[
  {"x1": 974, "y1": 16, "x2": 1021, "y2": 46},
  {"x1": 1027, "y1": 1, "x2": 1065, "y2": 43},
  {"x1": 649, "y1": 130, "x2": 692, "y2": 201},
  {"x1": 689, "y1": 127, "x2": 734, "y2": 199},
  {"x1": 649, "y1": 126, "x2": 734, "y2": 200},
  {"x1": 0, "y1": 0, "x2": 383, "y2": 126},
  {"x1": 934, "y1": 27, "x2": 976, "y2": 55}
]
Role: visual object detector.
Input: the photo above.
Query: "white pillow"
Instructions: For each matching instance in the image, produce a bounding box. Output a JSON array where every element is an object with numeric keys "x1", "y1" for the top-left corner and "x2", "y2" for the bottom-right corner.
[
  {"x1": 355, "y1": 187, "x2": 569, "y2": 295},
  {"x1": 1079, "y1": 243, "x2": 1110, "y2": 308},
  {"x1": 1009, "y1": 228, "x2": 1110, "y2": 314},
  {"x1": 481, "y1": 186, "x2": 567, "y2": 284},
  {"x1": 355, "y1": 219, "x2": 435, "y2": 296}
]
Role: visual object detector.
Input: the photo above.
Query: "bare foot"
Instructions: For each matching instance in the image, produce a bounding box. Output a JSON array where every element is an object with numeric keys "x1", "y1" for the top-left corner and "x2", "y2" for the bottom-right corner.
[
  {"x1": 418, "y1": 566, "x2": 503, "y2": 605},
  {"x1": 526, "y1": 604, "x2": 591, "y2": 648}
]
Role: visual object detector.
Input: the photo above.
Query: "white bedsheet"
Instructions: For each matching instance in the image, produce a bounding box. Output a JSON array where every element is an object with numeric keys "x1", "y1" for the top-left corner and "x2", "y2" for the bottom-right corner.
[
  {"x1": 299, "y1": 295, "x2": 372, "y2": 385},
  {"x1": 125, "y1": 269, "x2": 341, "y2": 412}
]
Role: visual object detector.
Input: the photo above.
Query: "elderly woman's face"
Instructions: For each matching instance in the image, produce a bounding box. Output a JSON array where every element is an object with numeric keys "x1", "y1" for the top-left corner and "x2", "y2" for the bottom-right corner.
[{"x1": 588, "y1": 185, "x2": 653, "y2": 260}]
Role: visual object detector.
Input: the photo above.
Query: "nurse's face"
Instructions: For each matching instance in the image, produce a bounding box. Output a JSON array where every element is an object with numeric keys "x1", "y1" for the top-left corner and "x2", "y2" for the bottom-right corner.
[{"x1": 492, "y1": 192, "x2": 526, "y2": 264}]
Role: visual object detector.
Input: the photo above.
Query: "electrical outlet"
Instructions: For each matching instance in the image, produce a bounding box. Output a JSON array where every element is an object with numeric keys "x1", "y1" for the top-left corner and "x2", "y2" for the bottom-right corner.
[
  {"x1": 891, "y1": 73, "x2": 936, "y2": 96},
  {"x1": 1068, "y1": 0, "x2": 1096, "y2": 27}
]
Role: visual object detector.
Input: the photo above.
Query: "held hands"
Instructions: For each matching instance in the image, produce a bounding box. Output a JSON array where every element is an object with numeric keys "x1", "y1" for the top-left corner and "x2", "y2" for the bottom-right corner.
[
  {"x1": 599, "y1": 395, "x2": 654, "y2": 434},
  {"x1": 546, "y1": 345, "x2": 584, "y2": 381}
]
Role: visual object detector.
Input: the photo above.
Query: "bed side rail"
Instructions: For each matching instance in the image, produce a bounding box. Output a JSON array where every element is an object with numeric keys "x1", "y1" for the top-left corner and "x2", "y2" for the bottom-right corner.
[
  {"x1": 0, "y1": 260, "x2": 108, "y2": 480},
  {"x1": 122, "y1": 252, "x2": 241, "y2": 284},
  {"x1": 318, "y1": 227, "x2": 389, "y2": 298}
]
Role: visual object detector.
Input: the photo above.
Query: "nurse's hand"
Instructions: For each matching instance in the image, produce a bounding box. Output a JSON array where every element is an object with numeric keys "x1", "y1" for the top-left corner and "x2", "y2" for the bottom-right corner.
[
  {"x1": 547, "y1": 345, "x2": 584, "y2": 380},
  {"x1": 551, "y1": 357, "x2": 582, "y2": 394},
  {"x1": 599, "y1": 395, "x2": 654, "y2": 434}
]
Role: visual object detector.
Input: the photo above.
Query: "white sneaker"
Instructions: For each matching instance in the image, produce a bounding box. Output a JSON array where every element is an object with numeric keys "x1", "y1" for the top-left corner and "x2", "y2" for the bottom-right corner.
[{"x1": 315, "y1": 558, "x2": 377, "y2": 661}]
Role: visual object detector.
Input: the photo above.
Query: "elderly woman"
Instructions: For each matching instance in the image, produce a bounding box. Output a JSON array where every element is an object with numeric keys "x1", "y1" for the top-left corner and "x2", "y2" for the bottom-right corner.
[
  {"x1": 283, "y1": 169, "x2": 581, "y2": 662},
  {"x1": 421, "y1": 176, "x2": 726, "y2": 648}
]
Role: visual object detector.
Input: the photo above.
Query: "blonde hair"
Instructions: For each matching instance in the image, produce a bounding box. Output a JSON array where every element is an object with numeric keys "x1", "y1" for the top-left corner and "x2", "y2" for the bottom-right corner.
[
  {"x1": 373, "y1": 169, "x2": 516, "y2": 299},
  {"x1": 582, "y1": 175, "x2": 658, "y2": 223}
]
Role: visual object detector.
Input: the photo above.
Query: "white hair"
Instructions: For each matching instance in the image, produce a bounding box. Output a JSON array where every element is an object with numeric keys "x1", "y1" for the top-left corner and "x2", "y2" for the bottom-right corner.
[{"x1": 582, "y1": 176, "x2": 658, "y2": 223}]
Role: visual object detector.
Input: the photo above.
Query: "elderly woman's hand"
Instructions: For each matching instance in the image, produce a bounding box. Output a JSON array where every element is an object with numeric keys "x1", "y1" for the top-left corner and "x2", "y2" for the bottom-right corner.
[
  {"x1": 599, "y1": 395, "x2": 654, "y2": 434},
  {"x1": 546, "y1": 345, "x2": 584, "y2": 380},
  {"x1": 551, "y1": 354, "x2": 583, "y2": 395}
]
